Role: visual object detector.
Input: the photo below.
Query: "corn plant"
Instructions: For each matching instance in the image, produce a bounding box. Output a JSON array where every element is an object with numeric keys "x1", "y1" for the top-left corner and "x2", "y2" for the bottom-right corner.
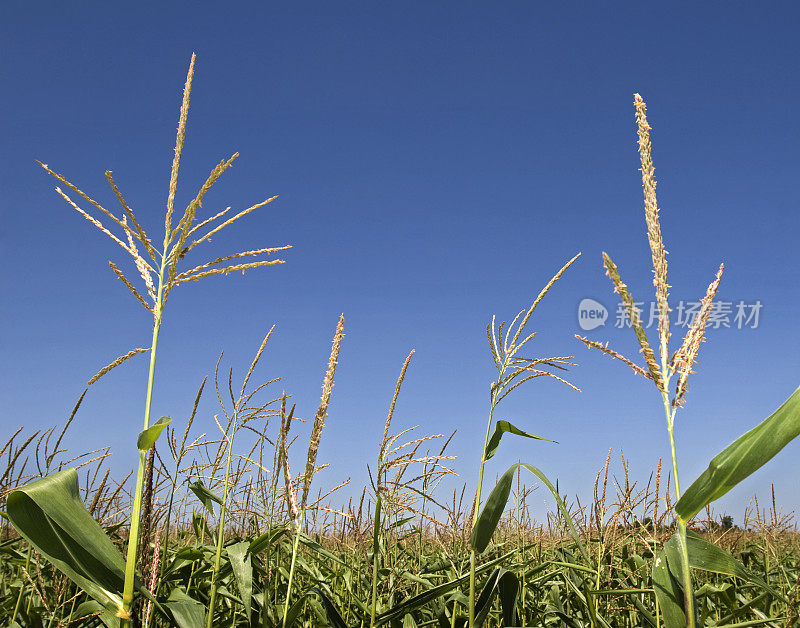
[
  {"x1": 7, "y1": 54, "x2": 290, "y2": 625},
  {"x1": 577, "y1": 93, "x2": 800, "y2": 628},
  {"x1": 467, "y1": 253, "x2": 582, "y2": 627}
]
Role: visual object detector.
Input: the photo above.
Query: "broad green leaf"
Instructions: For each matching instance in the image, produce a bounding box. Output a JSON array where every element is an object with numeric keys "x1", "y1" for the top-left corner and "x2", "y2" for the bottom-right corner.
[
  {"x1": 470, "y1": 463, "x2": 589, "y2": 562},
  {"x1": 470, "y1": 466, "x2": 515, "y2": 553},
  {"x1": 6, "y1": 468, "x2": 147, "y2": 616},
  {"x1": 74, "y1": 600, "x2": 120, "y2": 627},
  {"x1": 188, "y1": 478, "x2": 223, "y2": 514},
  {"x1": 498, "y1": 570, "x2": 519, "y2": 627},
  {"x1": 297, "y1": 531, "x2": 348, "y2": 566},
  {"x1": 651, "y1": 549, "x2": 685, "y2": 628},
  {"x1": 661, "y1": 532, "x2": 700, "y2": 627},
  {"x1": 474, "y1": 568, "x2": 502, "y2": 627},
  {"x1": 676, "y1": 385, "x2": 800, "y2": 521},
  {"x1": 484, "y1": 420, "x2": 554, "y2": 461},
  {"x1": 372, "y1": 493, "x2": 382, "y2": 555},
  {"x1": 517, "y1": 463, "x2": 590, "y2": 563},
  {"x1": 390, "y1": 515, "x2": 415, "y2": 529},
  {"x1": 164, "y1": 588, "x2": 206, "y2": 628},
  {"x1": 227, "y1": 540, "x2": 253, "y2": 621},
  {"x1": 681, "y1": 530, "x2": 785, "y2": 602},
  {"x1": 402, "y1": 613, "x2": 418, "y2": 628},
  {"x1": 136, "y1": 416, "x2": 171, "y2": 451},
  {"x1": 247, "y1": 525, "x2": 288, "y2": 556},
  {"x1": 311, "y1": 586, "x2": 348, "y2": 628},
  {"x1": 191, "y1": 509, "x2": 212, "y2": 542},
  {"x1": 283, "y1": 593, "x2": 307, "y2": 627}
]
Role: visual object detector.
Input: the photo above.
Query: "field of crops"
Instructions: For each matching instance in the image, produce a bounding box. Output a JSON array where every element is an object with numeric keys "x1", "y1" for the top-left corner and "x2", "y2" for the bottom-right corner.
[{"x1": 2, "y1": 56, "x2": 800, "y2": 628}]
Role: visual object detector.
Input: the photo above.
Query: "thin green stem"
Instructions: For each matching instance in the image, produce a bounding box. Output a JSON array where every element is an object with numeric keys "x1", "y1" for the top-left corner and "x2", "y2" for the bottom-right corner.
[
  {"x1": 469, "y1": 364, "x2": 505, "y2": 628},
  {"x1": 662, "y1": 387, "x2": 695, "y2": 628},
  {"x1": 121, "y1": 251, "x2": 167, "y2": 626}
]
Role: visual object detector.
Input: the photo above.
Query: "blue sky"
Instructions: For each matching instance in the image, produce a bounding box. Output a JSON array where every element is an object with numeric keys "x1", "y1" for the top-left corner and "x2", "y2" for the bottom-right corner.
[{"x1": 2, "y1": 2, "x2": 799, "y2": 524}]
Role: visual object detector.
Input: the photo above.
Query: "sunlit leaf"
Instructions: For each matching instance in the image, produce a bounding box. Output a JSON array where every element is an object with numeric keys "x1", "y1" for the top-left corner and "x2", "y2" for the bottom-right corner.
[
  {"x1": 136, "y1": 416, "x2": 172, "y2": 451},
  {"x1": 676, "y1": 386, "x2": 800, "y2": 521},
  {"x1": 6, "y1": 469, "x2": 148, "y2": 616},
  {"x1": 227, "y1": 540, "x2": 253, "y2": 621},
  {"x1": 651, "y1": 548, "x2": 685, "y2": 628}
]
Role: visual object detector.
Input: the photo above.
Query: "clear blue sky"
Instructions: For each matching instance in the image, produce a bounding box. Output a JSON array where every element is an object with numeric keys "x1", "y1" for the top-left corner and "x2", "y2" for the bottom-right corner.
[{"x1": 2, "y1": 2, "x2": 799, "y2": 524}]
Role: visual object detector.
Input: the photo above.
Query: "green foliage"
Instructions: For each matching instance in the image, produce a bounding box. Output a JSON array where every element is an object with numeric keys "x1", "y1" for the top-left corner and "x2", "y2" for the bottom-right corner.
[
  {"x1": 484, "y1": 420, "x2": 554, "y2": 461},
  {"x1": 677, "y1": 386, "x2": 800, "y2": 521},
  {"x1": 188, "y1": 479, "x2": 223, "y2": 515},
  {"x1": 6, "y1": 469, "x2": 141, "y2": 616},
  {"x1": 137, "y1": 416, "x2": 172, "y2": 452}
]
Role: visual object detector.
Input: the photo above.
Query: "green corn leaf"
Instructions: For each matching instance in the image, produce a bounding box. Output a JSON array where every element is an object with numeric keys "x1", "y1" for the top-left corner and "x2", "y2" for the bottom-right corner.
[
  {"x1": 136, "y1": 416, "x2": 171, "y2": 451},
  {"x1": 651, "y1": 548, "x2": 686, "y2": 628},
  {"x1": 247, "y1": 525, "x2": 289, "y2": 556},
  {"x1": 680, "y1": 530, "x2": 785, "y2": 602},
  {"x1": 517, "y1": 463, "x2": 590, "y2": 563},
  {"x1": 473, "y1": 568, "x2": 501, "y2": 628},
  {"x1": 657, "y1": 532, "x2": 702, "y2": 627},
  {"x1": 373, "y1": 551, "x2": 514, "y2": 625},
  {"x1": 402, "y1": 613, "x2": 418, "y2": 628},
  {"x1": 283, "y1": 592, "x2": 307, "y2": 627},
  {"x1": 372, "y1": 493, "x2": 382, "y2": 556},
  {"x1": 498, "y1": 569, "x2": 519, "y2": 627},
  {"x1": 484, "y1": 419, "x2": 554, "y2": 461},
  {"x1": 676, "y1": 385, "x2": 800, "y2": 521},
  {"x1": 298, "y1": 531, "x2": 348, "y2": 566},
  {"x1": 311, "y1": 587, "x2": 348, "y2": 628},
  {"x1": 470, "y1": 466, "x2": 515, "y2": 553},
  {"x1": 390, "y1": 516, "x2": 416, "y2": 529},
  {"x1": 227, "y1": 540, "x2": 253, "y2": 621},
  {"x1": 188, "y1": 478, "x2": 223, "y2": 514},
  {"x1": 6, "y1": 468, "x2": 148, "y2": 616},
  {"x1": 164, "y1": 588, "x2": 206, "y2": 628},
  {"x1": 470, "y1": 463, "x2": 589, "y2": 562},
  {"x1": 74, "y1": 600, "x2": 121, "y2": 627}
]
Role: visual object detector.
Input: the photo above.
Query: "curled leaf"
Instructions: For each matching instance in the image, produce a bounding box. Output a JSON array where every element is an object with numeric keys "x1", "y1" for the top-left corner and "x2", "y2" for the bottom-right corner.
[{"x1": 136, "y1": 416, "x2": 172, "y2": 451}]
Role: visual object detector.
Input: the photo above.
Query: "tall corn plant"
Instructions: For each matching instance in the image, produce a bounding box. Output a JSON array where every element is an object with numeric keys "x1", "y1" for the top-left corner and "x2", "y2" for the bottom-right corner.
[
  {"x1": 467, "y1": 253, "x2": 582, "y2": 627},
  {"x1": 8, "y1": 54, "x2": 290, "y2": 625},
  {"x1": 576, "y1": 94, "x2": 800, "y2": 628}
]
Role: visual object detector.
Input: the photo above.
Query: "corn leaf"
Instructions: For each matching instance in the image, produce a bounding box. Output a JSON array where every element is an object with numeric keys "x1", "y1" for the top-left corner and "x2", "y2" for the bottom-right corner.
[
  {"x1": 311, "y1": 586, "x2": 348, "y2": 628},
  {"x1": 373, "y1": 552, "x2": 513, "y2": 625},
  {"x1": 651, "y1": 548, "x2": 686, "y2": 628},
  {"x1": 484, "y1": 420, "x2": 554, "y2": 461},
  {"x1": 498, "y1": 569, "x2": 519, "y2": 627},
  {"x1": 136, "y1": 416, "x2": 172, "y2": 451},
  {"x1": 227, "y1": 540, "x2": 253, "y2": 621},
  {"x1": 470, "y1": 466, "x2": 516, "y2": 554},
  {"x1": 470, "y1": 463, "x2": 589, "y2": 562},
  {"x1": 6, "y1": 468, "x2": 144, "y2": 616},
  {"x1": 682, "y1": 530, "x2": 784, "y2": 602},
  {"x1": 676, "y1": 386, "x2": 800, "y2": 521},
  {"x1": 164, "y1": 588, "x2": 206, "y2": 628},
  {"x1": 473, "y1": 568, "x2": 502, "y2": 627},
  {"x1": 189, "y1": 478, "x2": 223, "y2": 514}
]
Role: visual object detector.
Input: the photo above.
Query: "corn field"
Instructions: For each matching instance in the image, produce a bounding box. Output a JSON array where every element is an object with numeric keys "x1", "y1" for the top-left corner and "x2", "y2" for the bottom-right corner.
[{"x1": 2, "y1": 56, "x2": 800, "y2": 628}]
